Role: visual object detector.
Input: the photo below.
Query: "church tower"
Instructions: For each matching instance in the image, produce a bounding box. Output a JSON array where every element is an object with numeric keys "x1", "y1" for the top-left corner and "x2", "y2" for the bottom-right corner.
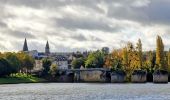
[
  {"x1": 45, "y1": 41, "x2": 50, "y2": 55},
  {"x1": 23, "y1": 38, "x2": 28, "y2": 51}
]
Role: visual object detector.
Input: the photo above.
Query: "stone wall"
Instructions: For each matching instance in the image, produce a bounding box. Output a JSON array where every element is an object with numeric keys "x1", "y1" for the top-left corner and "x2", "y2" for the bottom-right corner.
[
  {"x1": 79, "y1": 70, "x2": 106, "y2": 82},
  {"x1": 153, "y1": 70, "x2": 168, "y2": 83},
  {"x1": 153, "y1": 75, "x2": 168, "y2": 83},
  {"x1": 56, "y1": 73, "x2": 74, "y2": 82},
  {"x1": 131, "y1": 70, "x2": 147, "y2": 83},
  {"x1": 111, "y1": 71, "x2": 126, "y2": 83},
  {"x1": 131, "y1": 75, "x2": 147, "y2": 83}
]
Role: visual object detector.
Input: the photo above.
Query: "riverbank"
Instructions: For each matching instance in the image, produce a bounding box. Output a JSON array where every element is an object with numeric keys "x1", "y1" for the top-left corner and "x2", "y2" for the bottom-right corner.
[{"x1": 0, "y1": 73, "x2": 46, "y2": 84}]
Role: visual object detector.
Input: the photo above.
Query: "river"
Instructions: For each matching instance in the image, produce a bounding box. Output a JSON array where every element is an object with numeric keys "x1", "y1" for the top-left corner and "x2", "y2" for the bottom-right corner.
[{"x1": 0, "y1": 83, "x2": 170, "y2": 100}]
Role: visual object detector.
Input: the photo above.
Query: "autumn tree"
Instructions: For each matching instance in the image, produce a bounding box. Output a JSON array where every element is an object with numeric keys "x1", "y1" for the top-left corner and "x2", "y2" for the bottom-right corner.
[
  {"x1": 126, "y1": 42, "x2": 139, "y2": 71},
  {"x1": 122, "y1": 47, "x2": 128, "y2": 69},
  {"x1": 156, "y1": 35, "x2": 166, "y2": 70},
  {"x1": 122, "y1": 42, "x2": 141, "y2": 80},
  {"x1": 104, "y1": 49, "x2": 123, "y2": 70},
  {"x1": 168, "y1": 49, "x2": 170, "y2": 72},
  {"x1": 136, "y1": 39, "x2": 143, "y2": 68}
]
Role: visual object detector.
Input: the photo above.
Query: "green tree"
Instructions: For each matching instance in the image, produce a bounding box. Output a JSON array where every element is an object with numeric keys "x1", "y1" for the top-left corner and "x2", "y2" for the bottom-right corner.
[
  {"x1": 50, "y1": 64, "x2": 58, "y2": 77},
  {"x1": 4, "y1": 52, "x2": 21, "y2": 73},
  {"x1": 146, "y1": 51, "x2": 156, "y2": 72},
  {"x1": 42, "y1": 58, "x2": 52, "y2": 76},
  {"x1": 0, "y1": 57, "x2": 13, "y2": 77},
  {"x1": 23, "y1": 54, "x2": 35, "y2": 73},
  {"x1": 16, "y1": 52, "x2": 34, "y2": 72},
  {"x1": 85, "y1": 50, "x2": 105, "y2": 68},
  {"x1": 16, "y1": 52, "x2": 35, "y2": 73},
  {"x1": 71, "y1": 57, "x2": 86, "y2": 69},
  {"x1": 156, "y1": 35, "x2": 165, "y2": 70}
]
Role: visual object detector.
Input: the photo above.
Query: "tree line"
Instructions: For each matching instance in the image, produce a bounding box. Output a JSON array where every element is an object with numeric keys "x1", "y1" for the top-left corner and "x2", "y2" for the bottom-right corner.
[{"x1": 71, "y1": 35, "x2": 170, "y2": 76}]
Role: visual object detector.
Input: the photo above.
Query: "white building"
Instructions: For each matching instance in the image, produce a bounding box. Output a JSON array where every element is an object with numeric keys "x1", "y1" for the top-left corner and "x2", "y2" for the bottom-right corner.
[{"x1": 53, "y1": 55, "x2": 69, "y2": 69}]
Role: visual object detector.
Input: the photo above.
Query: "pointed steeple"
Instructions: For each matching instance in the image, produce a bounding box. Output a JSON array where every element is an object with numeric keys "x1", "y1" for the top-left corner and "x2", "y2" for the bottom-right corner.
[
  {"x1": 23, "y1": 38, "x2": 28, "y2": 51},
  {"x1": 45, "y1": 41, "x2": 50, "y2": 54}
]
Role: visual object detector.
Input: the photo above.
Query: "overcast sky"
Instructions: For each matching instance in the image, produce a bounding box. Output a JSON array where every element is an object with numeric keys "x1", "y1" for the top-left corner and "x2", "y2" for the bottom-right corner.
[{"x1": 0, "y1": 0, "x2": 170, "y2": 52}]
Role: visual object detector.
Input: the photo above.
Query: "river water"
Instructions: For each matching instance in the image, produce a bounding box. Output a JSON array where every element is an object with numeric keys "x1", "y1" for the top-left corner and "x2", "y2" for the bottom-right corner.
[{"x1": 0, "y1": 83, "x2": 170, "y2": 100}]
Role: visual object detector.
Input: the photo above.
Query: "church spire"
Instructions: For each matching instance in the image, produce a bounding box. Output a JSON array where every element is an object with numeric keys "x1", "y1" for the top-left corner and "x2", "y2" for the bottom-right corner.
[
  {"x1": 23, "y1": 38, "x2": 28, "y2": 51},
  {"x1": 45, "y1": 41, "x2": 50, "y2": 54}
]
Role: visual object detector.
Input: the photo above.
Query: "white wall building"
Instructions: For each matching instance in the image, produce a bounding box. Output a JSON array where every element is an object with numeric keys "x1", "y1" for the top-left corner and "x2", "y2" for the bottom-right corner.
[{"x1": 53, "y1": 55, "x2": 69, "y2": 69}]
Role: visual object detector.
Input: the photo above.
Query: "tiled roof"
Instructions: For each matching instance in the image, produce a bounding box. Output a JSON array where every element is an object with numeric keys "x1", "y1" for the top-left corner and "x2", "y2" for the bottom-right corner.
[{"x1": 55, "y1": 55, "x2": 67, "y2": 61}]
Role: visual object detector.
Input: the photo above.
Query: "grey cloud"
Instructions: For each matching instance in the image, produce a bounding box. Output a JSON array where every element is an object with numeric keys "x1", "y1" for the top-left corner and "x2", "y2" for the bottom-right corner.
[
  {"x1": 0, "y1": 21, "x2": 7, "y2": 27},
  {"x1": 107, "y1": 0, "x2": 170, "y2": 25},
  {"x1": 70, "y1": 34, "x2": 88, "y2": 41},
  {"x1": 70, "y1": 34, "x2": 103, "y2": 42},
  {"x1": 0, "y1": 0, "x2": 169, "y2": 52},
  {"x1": 6, "y1": 30, "x2": 36, "y2": 39},
  {"x1": 56, "y1": 17, "x2": 120, "y2": 32}
]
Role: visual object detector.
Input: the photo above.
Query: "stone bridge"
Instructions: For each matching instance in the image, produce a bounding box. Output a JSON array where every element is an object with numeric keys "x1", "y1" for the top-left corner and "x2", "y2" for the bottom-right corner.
[{"x1": 58, "y1": 68, "x2": 111, "y2": 82}]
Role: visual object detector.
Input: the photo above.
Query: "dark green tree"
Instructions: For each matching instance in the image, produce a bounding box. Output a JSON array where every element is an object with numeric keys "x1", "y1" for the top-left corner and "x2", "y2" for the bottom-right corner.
[
  {"x1": 4, "y1": 52, "x2": 21, "y2": 73},
  {"x1": 71, "y1": 57, "x2": 86, "y2": 69},
  {"x1": 0, "y1": 58, "x2": 12, "y2": 77},
  {"x1": 42, "y1": 58, "x2": 52, "y2": 76}
]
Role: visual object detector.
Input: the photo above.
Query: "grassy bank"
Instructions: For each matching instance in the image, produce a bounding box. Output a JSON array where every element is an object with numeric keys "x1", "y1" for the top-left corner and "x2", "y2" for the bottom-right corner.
[{"x1": 0, "y1": 73, "x2": 46, "y2": 84}]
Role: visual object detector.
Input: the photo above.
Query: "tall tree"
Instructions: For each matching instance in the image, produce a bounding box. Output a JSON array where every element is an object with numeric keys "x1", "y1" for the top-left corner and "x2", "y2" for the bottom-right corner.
[
  {"x1": 156, "y1": 35, "x2": 165, "y2": 70},
  {"x1": 147, "y1": 51, "x2": 156, "y2": 72},
  {"x1": 122, "y1": 47, "x2": 129, "y2": 70},
  {"x1": 136, "y1": 39, "x2": 143, "y2": 68}
]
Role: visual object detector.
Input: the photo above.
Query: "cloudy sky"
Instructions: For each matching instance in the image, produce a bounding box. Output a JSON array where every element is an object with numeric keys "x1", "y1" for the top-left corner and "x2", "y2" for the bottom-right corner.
[{"x1": 0, "y1": 0, "x2": 170, "y2": 52}]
